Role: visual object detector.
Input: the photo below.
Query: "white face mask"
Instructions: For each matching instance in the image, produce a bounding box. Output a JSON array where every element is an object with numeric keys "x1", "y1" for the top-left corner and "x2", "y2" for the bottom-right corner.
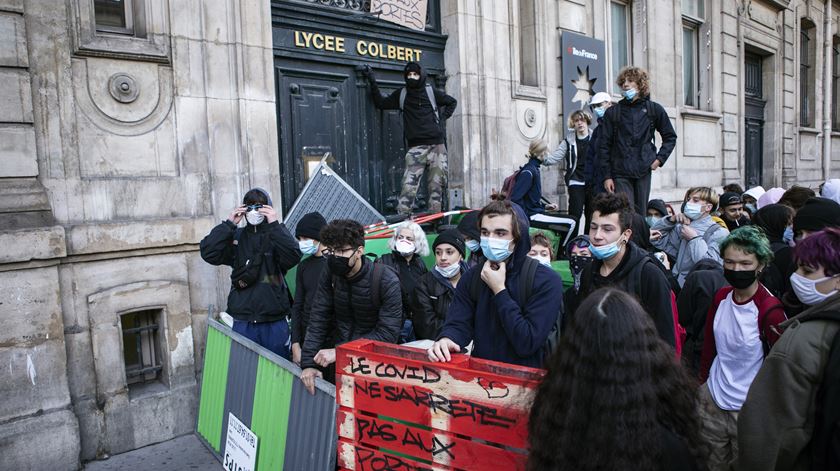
[
  {"x1": 790, "y1": 272, "x2": 839, "y2": 306},
  {"x1": 246, "y1": 210, "x2": 265, "y2": 226},
  {"x1": 530, "y1": 255, "x2": 551, "y2": 267},
  {"x1": 395, "y1": 239, "x2": 416, "y2": 256},
  {"x1": 435, "y1": 263, "x2": 461, "y2": 279}
]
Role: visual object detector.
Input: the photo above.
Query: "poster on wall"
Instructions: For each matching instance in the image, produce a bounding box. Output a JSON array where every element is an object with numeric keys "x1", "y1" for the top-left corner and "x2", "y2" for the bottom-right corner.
[
  {"x1": 371, "y1": 0, "x2": 428, "y2": 31},
  {"x1": 560, "y1": 31, "x2": 607, "y2": 127}
]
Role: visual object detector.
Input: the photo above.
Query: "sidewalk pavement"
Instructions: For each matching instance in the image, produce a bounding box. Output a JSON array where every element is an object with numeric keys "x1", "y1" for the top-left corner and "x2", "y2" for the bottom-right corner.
[{"x1": 83, "y1": 434, "x2": 218, "y2": 470}]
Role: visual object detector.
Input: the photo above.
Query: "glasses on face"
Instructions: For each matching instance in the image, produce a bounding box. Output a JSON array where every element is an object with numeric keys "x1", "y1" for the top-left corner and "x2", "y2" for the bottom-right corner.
[
  {"x1": 569, "y1": 239, "x2": 591, "y2": 250},
  {"x1": 323, "y1": 247, "x2": 355, "y2": 257}
]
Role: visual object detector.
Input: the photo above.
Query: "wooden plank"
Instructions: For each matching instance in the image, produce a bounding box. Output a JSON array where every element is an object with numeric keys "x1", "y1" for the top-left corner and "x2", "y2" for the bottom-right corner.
[
  {"x1": 337, "y1": 409, "x2": 527, "y2": 470},
  {"x1": 336, "y1": 373, "x2": 529, "y2": 449},
  {"x1": 338, "y1": 439, "x2": 451, "y2": 471}
]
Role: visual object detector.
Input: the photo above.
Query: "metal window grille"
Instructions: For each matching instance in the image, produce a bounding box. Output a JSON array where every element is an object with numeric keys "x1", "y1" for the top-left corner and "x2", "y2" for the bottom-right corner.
[{"x1": 121, "y1": 310, "x2": 163, "y2": 386}]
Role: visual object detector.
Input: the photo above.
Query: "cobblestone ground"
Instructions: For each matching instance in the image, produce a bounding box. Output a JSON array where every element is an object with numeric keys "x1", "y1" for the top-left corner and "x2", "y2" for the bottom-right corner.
[{"x1": 83, "y1": 434, "x2": 218, "y2": 470}]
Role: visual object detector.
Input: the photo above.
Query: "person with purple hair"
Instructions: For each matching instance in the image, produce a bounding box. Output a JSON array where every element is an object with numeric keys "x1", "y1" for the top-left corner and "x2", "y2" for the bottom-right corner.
[{"x1": 736, "y1": 227, "x2": 840, "y2": 471}]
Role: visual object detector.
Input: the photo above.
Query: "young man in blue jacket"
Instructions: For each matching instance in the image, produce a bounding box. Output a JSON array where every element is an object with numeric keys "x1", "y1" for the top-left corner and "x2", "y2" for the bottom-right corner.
[
  {"x1": 427, "y1": 199, "x2": 564, "y2": 368},
  {"x1": 598, "y1": 66, "x2": 677, "y2": 215}
]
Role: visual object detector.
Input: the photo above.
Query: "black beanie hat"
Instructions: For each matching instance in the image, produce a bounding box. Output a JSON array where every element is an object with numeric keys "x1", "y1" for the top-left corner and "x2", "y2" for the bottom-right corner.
[
  {"x1": 295, "y1": 212, "x2": 327, "y2": 240},
  {"x1": 793, "y1": 197, "x2": 840, "y2": 233},
  {"x1": 433, "y1": 229, "x2": 466, "y2": 258},
  {"x1": 646, "y1": 199, "x2": 668, "y2": 217},
  {"x1": 719, "y1": 192, "x2": 743, "y2": 208},
  {"x1": 456, "y1": 211, "x2": 481, "y2": 241}
]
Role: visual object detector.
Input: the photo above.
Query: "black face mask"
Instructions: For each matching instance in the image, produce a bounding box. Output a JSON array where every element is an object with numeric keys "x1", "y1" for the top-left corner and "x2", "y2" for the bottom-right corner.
[
  {"x1": 405, "y1": 77, "x2": 422, "y2": 89},
  {"x1": 569, "y1": 255, "x2": 592, "y2": 276},
  {"x1": 724, "y1": 268, "x2": 758, "y2": 290},
  {"x1": 328, "y1": 253, "x2": 355, "y2": 277}
]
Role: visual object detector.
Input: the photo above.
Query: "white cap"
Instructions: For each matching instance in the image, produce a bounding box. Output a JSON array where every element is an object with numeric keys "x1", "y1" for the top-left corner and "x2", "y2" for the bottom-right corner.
[
  {"x1": 743, "y1": 185, "x2": 766, "y2": 201},
  {"x1": 590, "y1": 92, "x2": 612, "y2": 106}
]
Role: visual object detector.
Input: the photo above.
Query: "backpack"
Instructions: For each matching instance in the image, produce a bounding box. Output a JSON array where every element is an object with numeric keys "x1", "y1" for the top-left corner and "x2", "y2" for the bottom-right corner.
[
  {"x1": 804, "y1": 310, "x2": 840, "y2": 470},
  {"x1": 468, "y1": 256, "x2": 563, "y2": 361},
  {"x1": 399, "y1": 85, "x2": 439, "y2": 123},
  {"x1": 500, "y1": 168, "x2": 534, "y2": 200}
]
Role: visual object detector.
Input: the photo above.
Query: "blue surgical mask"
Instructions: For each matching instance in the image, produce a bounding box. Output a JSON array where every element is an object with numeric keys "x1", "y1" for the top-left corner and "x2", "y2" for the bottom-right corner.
[
  {"x1": 783, "y1": 226, "x2": 794, "y2": 244},
  {"x1": 594, "y1": 107, "x2": 606, "y2": 118},
  {"x1": 480, "y1": 236, "x2": 513, "y2": 262},
  {"x1": 530, "y1": 254, "x2": 551, "y2": 267},
  {"x1": 745, "y1": 203, "x2": 757, "y2": 214},
  {"x1": 590, "y1": 239, "x2": 623, "y2": 260},
  {"x1": 299, "y1": 239, "x2": 318, "y2": 256},
  {"x1": 466, "y1": 239, "x2": 481, "y2": 253},
  {"x1": 645, "y1": 215, "x2": 660, "y2": 227},
  {"x1": 683, "y1": 202, "x2": 704, "y2": 221},
  {"x1": 623, "y1": 88, "x2": 637, "y2": 101}
]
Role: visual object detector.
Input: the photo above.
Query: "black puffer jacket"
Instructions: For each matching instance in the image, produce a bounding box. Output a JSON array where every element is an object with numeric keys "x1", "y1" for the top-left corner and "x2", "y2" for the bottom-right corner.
[
  {"x1": 598, "y1": 96, "x2": 677, "y2": 180},
  {"x1": 411, "y1": 266, "x2": 464, "y2": 340},
  {"x1": 379, "y1": 252, "x2": 428, "y2": 321},
  {"x1": 300, "y1": 258, "x2": 403, "y2": 369},
  {"x1": 200, "y1": 220, "x2": 301, "y2": 323}
]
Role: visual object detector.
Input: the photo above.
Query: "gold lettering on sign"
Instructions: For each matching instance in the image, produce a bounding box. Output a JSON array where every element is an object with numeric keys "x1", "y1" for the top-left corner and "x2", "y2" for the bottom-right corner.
[{"x1": 295, "y1": 31, "x2": 421, "y2": 62}]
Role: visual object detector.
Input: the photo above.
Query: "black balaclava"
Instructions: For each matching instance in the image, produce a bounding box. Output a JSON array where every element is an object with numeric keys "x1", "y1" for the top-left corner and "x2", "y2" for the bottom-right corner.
[{"x1": 404, "y1": 62, "x2": 424, "y2": 89}]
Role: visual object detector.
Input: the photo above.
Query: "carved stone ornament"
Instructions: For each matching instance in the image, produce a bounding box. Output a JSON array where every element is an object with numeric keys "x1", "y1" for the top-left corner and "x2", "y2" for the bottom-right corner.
[
  {"x1": 109, "y1": 73, "x2": 139, "y2": 103},
  {"x1": 524, "y1": 108, "x2": 537, "y2": 128}
]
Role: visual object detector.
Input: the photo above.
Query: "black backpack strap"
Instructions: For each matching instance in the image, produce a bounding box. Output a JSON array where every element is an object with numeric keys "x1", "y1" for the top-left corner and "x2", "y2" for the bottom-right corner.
[
  {"x1": 646, "y1": 100, "x2": 656, "y2": 145},
  {"x1": 399, "y1": 87, "x2": 407, "y2": 111},
  {"x1": 425, "y1": 84, "x2": 439, "y2": 123},
  {"x1": 625, "y1": 255, "x2": 652, "y2": 296},
  {"x1": 517, "y1": 256, "x2": 540, "y2": 310}
]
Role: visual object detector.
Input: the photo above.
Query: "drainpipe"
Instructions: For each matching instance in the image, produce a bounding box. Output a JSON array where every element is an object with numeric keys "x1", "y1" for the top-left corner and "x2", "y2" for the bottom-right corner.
[{"x1": 824, "y1": 0, "x2": 833, "y2": 180}]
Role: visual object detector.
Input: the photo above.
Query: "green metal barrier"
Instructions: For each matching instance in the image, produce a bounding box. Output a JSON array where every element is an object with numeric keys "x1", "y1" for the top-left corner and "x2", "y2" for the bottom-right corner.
[{"x1": 196, "y1": 319, "x2": 336, "y2": 470}]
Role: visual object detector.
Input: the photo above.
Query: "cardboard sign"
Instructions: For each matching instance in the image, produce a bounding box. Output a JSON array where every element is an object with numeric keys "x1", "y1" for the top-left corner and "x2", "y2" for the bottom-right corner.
[
  {"x1": 372, "y1": 0, "x2": 428, "y2": 31},
  {"x1": 222, "y1": 413, "x2": 258, "y2": 471}
]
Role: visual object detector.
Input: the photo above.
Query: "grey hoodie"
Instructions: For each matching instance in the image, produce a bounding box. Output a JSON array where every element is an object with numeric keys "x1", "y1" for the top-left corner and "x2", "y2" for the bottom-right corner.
[{"x1": 651, "y1": 214, "x2": 728, "y2": 286}]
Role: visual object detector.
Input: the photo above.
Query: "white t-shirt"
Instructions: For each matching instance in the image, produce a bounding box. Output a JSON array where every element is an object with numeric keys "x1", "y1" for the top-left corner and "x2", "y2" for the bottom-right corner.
[{"x1": 707, "y1": 290, "x2": 765, "y2": 411}]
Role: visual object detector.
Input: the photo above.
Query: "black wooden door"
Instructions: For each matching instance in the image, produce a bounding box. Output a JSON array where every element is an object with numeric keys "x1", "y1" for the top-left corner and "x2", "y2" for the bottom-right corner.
[
  {"x1": 745, "y1": 54, "x2": 766, "y2": 189},
  {"x1": 272, "y1": 0, "x2": 446, "y2": 215}
]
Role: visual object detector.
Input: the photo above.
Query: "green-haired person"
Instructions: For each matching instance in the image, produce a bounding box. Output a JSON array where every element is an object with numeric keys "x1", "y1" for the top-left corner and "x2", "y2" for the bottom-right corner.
[{"x1": 696, "y1": 225, "x2": 787, "y2": 470}]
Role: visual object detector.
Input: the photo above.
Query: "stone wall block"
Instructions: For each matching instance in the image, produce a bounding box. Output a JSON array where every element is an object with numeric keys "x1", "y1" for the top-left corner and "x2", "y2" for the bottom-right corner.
[
  {"x1": 0, "y1": 11, "x2": 27, "y2": 67},
  {"x1": 0, "y1": 124, "x2": 38, "y2": 177},
  {"x1": 0, "y1": 341, "x2": 73, "y2": 422},
  {"x1": 0, "y1": 69, "x2": 33, "y2": 122},
  {"x1": 0, "y1": 409, "x2": 80, "y2": 470},
  {"x1": 0, "y1": 225, "x2": 66, "y2": 263}
]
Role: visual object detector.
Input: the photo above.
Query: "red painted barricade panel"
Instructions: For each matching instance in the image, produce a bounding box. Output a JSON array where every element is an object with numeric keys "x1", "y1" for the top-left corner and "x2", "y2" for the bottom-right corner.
[
  {"x1": 338, "y1": 438, "x2": 451, "y2": 471},
  {"x1": 337, "y1": 409, "x2": 526, "y2": 470},
  {"x1": 335, "y1": 340, "x2": 545, "y2": 470}
]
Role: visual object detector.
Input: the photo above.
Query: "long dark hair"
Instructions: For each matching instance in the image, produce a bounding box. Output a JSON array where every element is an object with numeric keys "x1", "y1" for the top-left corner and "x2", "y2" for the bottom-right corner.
[{"x1": 527, "y1": 288, "x2": 707, "y2": 471}]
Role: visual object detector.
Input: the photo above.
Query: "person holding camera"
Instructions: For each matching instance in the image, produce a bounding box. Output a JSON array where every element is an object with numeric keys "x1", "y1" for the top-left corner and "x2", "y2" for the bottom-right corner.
[{"x1": 200, "y1": 188, "x2": 301, "y2": 359}]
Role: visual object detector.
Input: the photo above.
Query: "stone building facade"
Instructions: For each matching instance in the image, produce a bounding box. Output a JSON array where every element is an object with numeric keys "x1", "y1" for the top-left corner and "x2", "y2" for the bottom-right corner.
[{"x1": 2, "y1": 0, "x2": 840, "y2": 469}]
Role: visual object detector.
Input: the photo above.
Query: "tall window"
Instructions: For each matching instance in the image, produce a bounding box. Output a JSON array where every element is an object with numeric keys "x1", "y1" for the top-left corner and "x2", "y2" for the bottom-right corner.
[
  {"x1": 94, "y1": 0, "x2": 134, "y2": 34},
  {"x1": 682, "y1": 0, "x2": 704, "y2": 106},
  {"x1": 121, "y1": 310, "x2": 162, "y2": 390},
  {"x1": 519, "y1": 0, "x2": 539, "y2": 87},
  {"x1": 833, "y1": 37, "x2": 840, "y2": 131},
  {"x1": 800, "y1": 19, "x2": 816, "y2": 127},
  {"x1": 610, "y1": 1, "x2": 631, "y2": 93}
]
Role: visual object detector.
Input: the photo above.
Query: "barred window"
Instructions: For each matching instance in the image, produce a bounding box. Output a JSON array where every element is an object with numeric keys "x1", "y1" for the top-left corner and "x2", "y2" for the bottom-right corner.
[
  {"x1": 800, "y1": 19, "x2": 816, "y2": 127},
  {"x1": 121, "y1": 309, "x2": 163, "y2": 389}
]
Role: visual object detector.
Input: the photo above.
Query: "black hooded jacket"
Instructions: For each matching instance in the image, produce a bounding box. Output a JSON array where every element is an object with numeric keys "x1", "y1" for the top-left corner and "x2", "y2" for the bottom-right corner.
[
  {"x1": 200, "y1": 219, "x2": 302, "y2": 323},
  {"x1": 598, "y1": 96, "x2": 678, "y2": 180},
  {"x1": 369, "y1": 62, "x2": 457, "y2": 147},
  {"x1": 300, "y1": 257, "x2": 403, "y2": 370},
  {"x1": 575, "y1": 241, "x2": 676, "y2": 346}
]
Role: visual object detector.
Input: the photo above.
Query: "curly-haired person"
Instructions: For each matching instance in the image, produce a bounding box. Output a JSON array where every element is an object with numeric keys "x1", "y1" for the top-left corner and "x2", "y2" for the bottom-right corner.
[
  {"x1": 598, "y1": 66, "x2": 678, "y2": 215},
  {"x1": 527, "y1": 287, "x2": 707, "y2": 471},
  {"x1": 697, "y1": 225, "x2": 786, "y2": 470}
]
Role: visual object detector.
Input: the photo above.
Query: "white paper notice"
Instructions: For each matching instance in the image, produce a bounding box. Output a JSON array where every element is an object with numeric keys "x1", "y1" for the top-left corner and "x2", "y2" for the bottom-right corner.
[
  {"x1": 222, "y1": 413, "x2": 258, "y2": 471},
  {"x1": 371, "y1": 0, "x2": 428, "y2": 31}
]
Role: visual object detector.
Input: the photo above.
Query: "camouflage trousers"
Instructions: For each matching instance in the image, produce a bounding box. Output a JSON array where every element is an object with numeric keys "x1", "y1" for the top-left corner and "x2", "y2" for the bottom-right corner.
[{"x1": 397, "y1": 144, "x2": 448, "y2": 215}]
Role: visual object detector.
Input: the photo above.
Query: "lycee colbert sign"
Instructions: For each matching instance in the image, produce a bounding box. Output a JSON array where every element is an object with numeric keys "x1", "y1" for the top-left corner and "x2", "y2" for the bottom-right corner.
[
  {"x1": 561, "y1": 31, "x2": 607, "y2": 122},
  {"x1": 290, "y1": 29, "x2": 424, "y2": 62}
]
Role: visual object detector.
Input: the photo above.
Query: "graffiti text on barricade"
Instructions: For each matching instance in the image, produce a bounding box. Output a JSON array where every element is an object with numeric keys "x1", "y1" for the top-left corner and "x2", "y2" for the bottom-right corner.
[{"x1": 351, "y1": 356, "x2": 440, "y2": 383}]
